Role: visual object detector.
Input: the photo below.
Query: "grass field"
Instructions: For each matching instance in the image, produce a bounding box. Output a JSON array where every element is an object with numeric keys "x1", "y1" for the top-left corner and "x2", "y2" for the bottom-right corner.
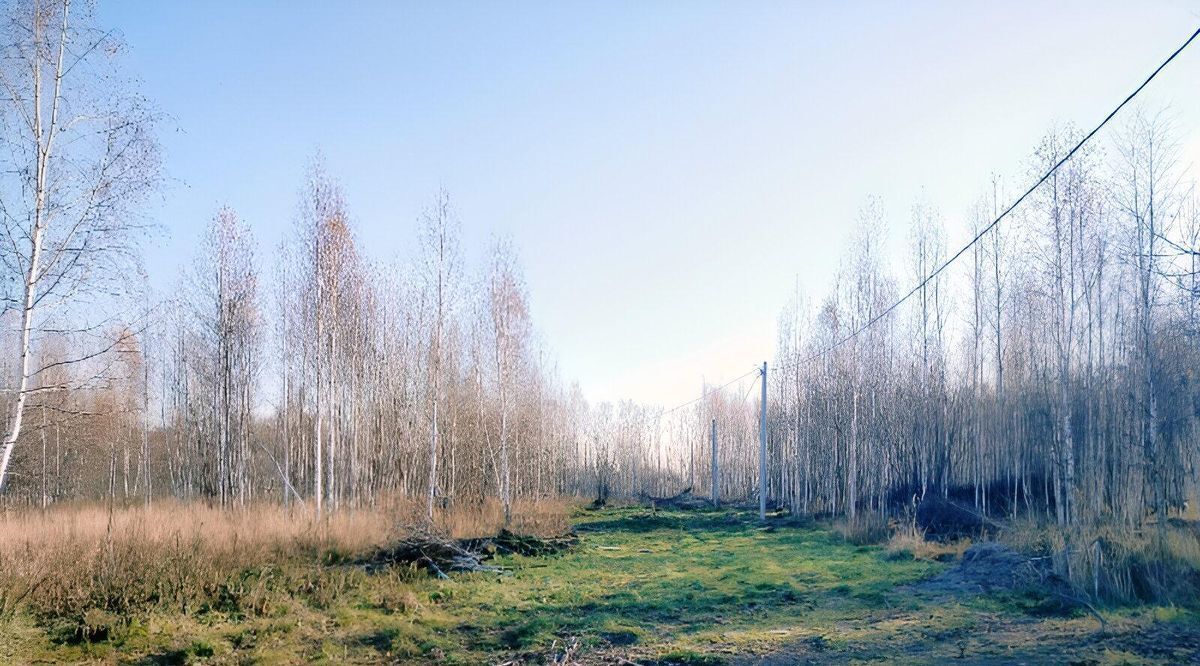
[{"x1": 1, "y1": 505, "x2": 1197, "y2": 664}]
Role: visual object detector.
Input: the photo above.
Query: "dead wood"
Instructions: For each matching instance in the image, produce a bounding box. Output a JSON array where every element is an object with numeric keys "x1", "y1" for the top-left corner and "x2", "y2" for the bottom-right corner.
[
  {"x1": 641, "y1": 487, "x2": 711, "y2": 511},
  {"x1": 361, "y1": 526, "x2": 578, "y2": 577}
]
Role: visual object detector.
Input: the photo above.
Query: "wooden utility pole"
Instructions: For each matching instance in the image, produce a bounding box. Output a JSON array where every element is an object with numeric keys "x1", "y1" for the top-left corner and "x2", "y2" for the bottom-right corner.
[
  {"x1": 710, "y1": 418, "x2": 718, "y2": 507},
  {"x1": 759, "y1": 361, "x2": 768, "y2": 520}
]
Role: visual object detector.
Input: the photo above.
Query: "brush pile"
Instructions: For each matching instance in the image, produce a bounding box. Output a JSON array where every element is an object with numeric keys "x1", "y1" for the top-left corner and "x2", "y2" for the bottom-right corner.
[
  {"x1": 642, "y1": 487, "x2": 712, "y2": 511},
  {"x1": 363, "y1": 527, "x2": 578, "y2": 578},
  {"x1": 463, "y1": 529, "x2": 579, "y2": 558}
]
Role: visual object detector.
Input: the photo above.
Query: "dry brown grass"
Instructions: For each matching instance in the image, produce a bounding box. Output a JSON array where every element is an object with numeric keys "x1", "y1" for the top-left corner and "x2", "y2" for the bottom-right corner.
[
  {"x1": 0, "y1": 496, "x2": 574, "y2": 632},
  {"x1": 0, "y1": 501, "x2": 389, "y2": 559},
  {"x1": 1000, "y1": 516, "x2": 1200, "y2": 605},
  {"x1": 885, "y1": 528, "x2": 971, "y2": 562},
  {"x1": 428, "y1": 497, "x2": 574, "y2": 538},
  {"x1": 0, "y1": 495, "x2": 574, "y2": 555},
  {"x1": 832, "y1": 513, "x2": 890, "y2": 546}
]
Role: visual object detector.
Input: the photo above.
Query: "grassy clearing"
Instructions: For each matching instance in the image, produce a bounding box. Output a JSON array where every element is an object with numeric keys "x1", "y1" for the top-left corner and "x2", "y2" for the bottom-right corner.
[{"x1": 1, "y1": 504, "x2": 1197, "y2": 664}]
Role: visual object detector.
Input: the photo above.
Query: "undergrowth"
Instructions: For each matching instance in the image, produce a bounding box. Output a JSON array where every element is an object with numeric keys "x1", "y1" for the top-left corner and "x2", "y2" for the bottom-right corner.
[
  {"x1": 1001, "y1": 516, "x2": 1200, "y2": 606},
  {"x1": 0, "y1": 502, "x2": 1196, "y2": 663}
]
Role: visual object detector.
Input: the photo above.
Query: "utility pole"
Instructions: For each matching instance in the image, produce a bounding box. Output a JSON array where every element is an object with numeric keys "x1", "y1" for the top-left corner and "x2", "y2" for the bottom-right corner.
[
  {"x1": 688, "y1": 423, "x2": 694, "y2": 490},
  {"x1": 710, "y1": 418, "x2": 718, "y2": 507},
  {"x1": 759, "y1": 361, "x2": 768, "y2": 520}
]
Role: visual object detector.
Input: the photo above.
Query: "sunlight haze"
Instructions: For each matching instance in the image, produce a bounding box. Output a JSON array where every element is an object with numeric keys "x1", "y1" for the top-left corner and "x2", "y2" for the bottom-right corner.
[{"x1": 103, "y1": 0, "x2": 1200, "y2": 407}]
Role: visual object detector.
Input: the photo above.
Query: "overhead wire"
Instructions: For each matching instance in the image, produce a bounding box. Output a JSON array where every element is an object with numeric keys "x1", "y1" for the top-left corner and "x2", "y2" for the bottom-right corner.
[
  {"x1": 772, "y1": 25, "x2": 1200, "y2": 375},
  {"x1": 656, "y1": 25, "x2": 1200, "y2": 411},
  {"x1": 659, "y1": 366, "x2": 760, "y2": 415}
]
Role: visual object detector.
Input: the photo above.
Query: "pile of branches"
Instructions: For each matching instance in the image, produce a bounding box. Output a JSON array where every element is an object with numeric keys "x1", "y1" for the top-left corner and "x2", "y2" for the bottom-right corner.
[
  {"x1": 916, "y1": 498, "x2": 1003, "y2": 540},
  {"x1": 361, "y1": 527, "x2": 578, "y2": 579},
  {"x1": 642, "y1": 487, "x2": 712, "y2": 511},
  {"x1": 462, "y1": 529, "x2": 579, "y2": 558}
]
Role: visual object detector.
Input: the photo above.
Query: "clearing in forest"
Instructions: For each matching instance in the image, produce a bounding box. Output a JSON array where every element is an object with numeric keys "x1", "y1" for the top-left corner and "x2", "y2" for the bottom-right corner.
[{"x1": 2, "y1": 506, "x2": 1198, "y2": 664}]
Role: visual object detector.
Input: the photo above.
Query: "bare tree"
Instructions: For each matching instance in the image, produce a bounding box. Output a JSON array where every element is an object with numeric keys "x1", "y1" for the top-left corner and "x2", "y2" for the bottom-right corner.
[
  {"x1": 0, "y1": 0, "x2": 160, "y2": 491},
  {"x1": 184, "y1": 208, "x2": 261, "y2": 507},
  {"x1": 1113, "y1": 110, "x2": 1182, "y2": 525},
  {"x1": 487, "y1": 237, "x2": 529, "y2": 526},
  {"x1": 417, "y1": 189, "x2": 462, "y2": 521}
]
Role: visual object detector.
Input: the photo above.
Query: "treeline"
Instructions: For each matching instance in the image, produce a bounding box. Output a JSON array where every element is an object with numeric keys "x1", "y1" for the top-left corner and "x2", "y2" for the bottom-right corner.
[
  {"x1": 0, "y1": 160, "x2": 676, "y2": 520},
  {"x1": 0, "y1": 0, "x2": 683, "y2": 517},
  {"x1": 661, "y1": 114, "x2": 1199, "y2": 535}
]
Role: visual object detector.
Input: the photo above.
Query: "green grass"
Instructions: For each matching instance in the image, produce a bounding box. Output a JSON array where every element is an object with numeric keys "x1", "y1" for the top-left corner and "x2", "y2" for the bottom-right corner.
[
  {"x1": 2, "y1": 506, "x2": 1196, "y2": 664},
  {"x1": 415, "y1": 507, "x2": 942, "y2": 662}
]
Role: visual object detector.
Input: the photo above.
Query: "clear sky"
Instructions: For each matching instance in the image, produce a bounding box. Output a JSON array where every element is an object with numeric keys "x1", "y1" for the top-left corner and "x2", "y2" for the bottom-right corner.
[{"x1": 101, "y1": 0, "x2": 1200, "y2": 408}]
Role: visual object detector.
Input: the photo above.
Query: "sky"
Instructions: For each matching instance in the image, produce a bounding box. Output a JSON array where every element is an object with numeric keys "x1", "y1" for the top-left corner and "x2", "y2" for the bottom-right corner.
[{"x1": 100, "y1": 0, "x2": 1200, "y2": 408}]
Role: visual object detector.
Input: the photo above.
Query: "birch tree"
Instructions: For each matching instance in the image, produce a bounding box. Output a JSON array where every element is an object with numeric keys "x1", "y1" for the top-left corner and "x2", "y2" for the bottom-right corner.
[
  {"x1": 185, "y1": 208, "x2": 261, "y2": 506},
  {"x1": 488, "y1": 238, "x2": 529, "y2": 526},
  {"x1": 0, "y1": 0, "x2": 160, "y2": 491},
  {"x1": 1113, "y1": 111, "x2": 1182, "y2": 525},
  {"x1": 417, "y1": 189, "x2": 462, "y2": 520}
]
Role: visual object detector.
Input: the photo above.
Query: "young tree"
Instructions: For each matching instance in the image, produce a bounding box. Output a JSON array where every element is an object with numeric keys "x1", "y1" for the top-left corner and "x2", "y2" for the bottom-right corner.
[
  {"x1": 1113, "y1": 110, "x2": 1181, "y2": 525},
  {"x1": 487, "y1": 238, "x2": 529, "y2": 526},
  {"x1": 417, "y1": 189, "x2": 462, "y2": 521},
  {"x1": 1029, "y1": 126, "x2": 1100, "y2": 526}
]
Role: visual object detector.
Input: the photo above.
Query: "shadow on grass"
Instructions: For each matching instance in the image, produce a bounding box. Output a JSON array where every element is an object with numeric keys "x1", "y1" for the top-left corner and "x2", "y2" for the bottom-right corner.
[
  {"x1": 469, "y1": 575, "x2": 815, "y2": 653},
  {"x1": 576, "y1": 508, "x2": 772, "y2": 536},
  {"x1": 354, "y1": 626, "x2": 400, "y2": 653},
  {"x1": 131, "y1": 650, "x2": 188, "y2": 666}
]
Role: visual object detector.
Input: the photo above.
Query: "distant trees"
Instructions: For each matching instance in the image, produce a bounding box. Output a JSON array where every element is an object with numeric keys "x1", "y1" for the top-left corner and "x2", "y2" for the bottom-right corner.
[
  {"x1": 0, "y1": 150, "x2": 618, "y2": 514},
  {"x1": 3, "y1": 108, "x2": 1196, "y2": 547}
]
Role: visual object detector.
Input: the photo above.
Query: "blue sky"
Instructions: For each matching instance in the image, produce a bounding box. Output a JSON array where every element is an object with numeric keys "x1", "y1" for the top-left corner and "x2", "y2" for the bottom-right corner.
[{"x1": 101, "y1": 0, "x2": 1200, "y2": 406}]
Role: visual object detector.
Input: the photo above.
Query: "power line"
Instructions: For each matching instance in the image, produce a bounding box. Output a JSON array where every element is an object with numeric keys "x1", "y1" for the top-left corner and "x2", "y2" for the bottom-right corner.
[
  {"x1": 736, "y1": 373, "x2": 762, "y2": 406},
  {"x1": 660, "y1": 366, "x2": 760, "y2": 415},
  {"x1": 777, "y1": 25, "x2": 1200, "y2": 374},
  {"x1": 660, "y1": 25, "x2": 1199, "y2": 411}
]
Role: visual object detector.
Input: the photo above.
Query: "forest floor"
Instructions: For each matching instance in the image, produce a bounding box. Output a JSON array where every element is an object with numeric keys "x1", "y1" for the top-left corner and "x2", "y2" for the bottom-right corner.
[{"x1": 2, "y1": 505, "x2": 1199, "y2": 664}]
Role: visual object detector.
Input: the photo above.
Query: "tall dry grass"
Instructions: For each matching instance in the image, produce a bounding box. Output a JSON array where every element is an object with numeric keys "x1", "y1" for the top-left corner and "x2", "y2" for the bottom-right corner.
[
  {"x1": 1001, "y1": 517, "x2": 1200, "y2": 606},
  {"x1": 831, "y1": 513, "x2": 890, "y2": 545},
  {"x1": 0, "y1": 496, "x2": 574, "y2": 634},
  {"x1": 834, "y1": 508, "x2": 971, "y2": 561},
  {"x1": 884, "y1": 523, "x2": 972, "y2": 562}
]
